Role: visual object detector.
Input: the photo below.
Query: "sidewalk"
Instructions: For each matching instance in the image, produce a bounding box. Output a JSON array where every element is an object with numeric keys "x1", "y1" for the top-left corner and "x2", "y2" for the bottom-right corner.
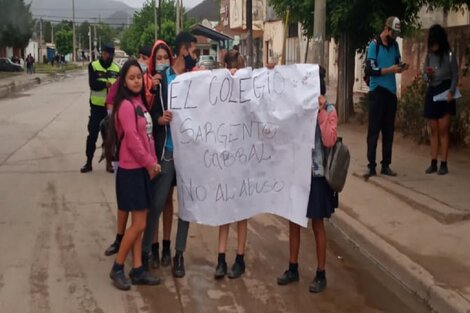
[
  {"x1": 0, "y1": 72, "x2": 48, "y2": 98},
  {"x1": 333, "y1": 123, "x2": 470, "y2": 313}
]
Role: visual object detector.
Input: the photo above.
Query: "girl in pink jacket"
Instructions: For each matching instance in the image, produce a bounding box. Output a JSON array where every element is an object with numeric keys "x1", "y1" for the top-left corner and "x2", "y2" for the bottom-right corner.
[{"x1": 106, "y1": 59, "x2": 161, "y2": 291}]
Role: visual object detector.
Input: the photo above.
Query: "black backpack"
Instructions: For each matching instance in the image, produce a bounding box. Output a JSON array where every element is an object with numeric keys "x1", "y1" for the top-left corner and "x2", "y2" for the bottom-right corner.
[{"x1": 363, "y1": 37, "x2": 399, "y2": 86}]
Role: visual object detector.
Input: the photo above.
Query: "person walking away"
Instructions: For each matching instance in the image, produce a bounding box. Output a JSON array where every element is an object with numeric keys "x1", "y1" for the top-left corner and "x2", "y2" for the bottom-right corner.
[
  {"x1": 363, "y1": 16, "x2": 409, "y2": 179},
  {"x1": 80, "y1": 44, "x2": 119, "y2": 173},
  {"x1": 277, "y1": 66, "x2": 338, "y2": 293},
  {"x1": 106, "y1": 59, "x2": 161, "y2": 290},
  {"x1": 423, "y1": 24, "x2": 459, "y2": 175}
]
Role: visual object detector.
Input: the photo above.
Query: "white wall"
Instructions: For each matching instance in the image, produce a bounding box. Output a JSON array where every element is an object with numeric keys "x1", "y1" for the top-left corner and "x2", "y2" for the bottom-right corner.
[
  {"x1": 25, "y1": 40, "x2": 39, "y2": 61},
  {"x1": 263, "y1": 20, "x2": 284, "y2": 65},
  {"x1": 419, "y1": 5, "x2": 469, "y2": 29}
]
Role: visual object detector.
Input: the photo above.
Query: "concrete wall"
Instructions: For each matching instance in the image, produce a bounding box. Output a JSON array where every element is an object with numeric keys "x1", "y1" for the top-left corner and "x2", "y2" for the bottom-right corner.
[
  {"x1": 263, "y1": 20, "x2": 284, "y2": 65},
  {"x1": 419, "y1": 5, "x2": 469, "y2": 29}
]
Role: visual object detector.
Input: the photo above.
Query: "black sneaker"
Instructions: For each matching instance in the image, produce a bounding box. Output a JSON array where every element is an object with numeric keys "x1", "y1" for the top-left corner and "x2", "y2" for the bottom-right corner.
[
  {"x1": 151, "y1": 249, "x2": 160, "y2": 269},
  {"x1": 425, "y1": 163, "x2": 438, "y2": 174},
  {"x1": 161, "y1": 249, "x2": 171, "y2": 267},
  {"x1": 438, "y1": 164, "x2": 448, "y2": 175},
  {"x1": 109, "y1": 268, "x2": 131, "y2": 291},
  {"x1": 104, "y1": 240, "x2": 120, "y2": 256},
  {"x1": 309, "y1": 276, "x2": 327, "y2": 293},
  {"x1": 227, "y1": 262, "x2": 245, "y2": 279},
  {"x1": 214, "y1": 262, "x2": 227, "y2": 279},
  {"x1": 80, "y1": 163, "x2": 92, "y2": 173},
  {"x1": 277, "y1": 270, "x2": 299, "y2": 285},
  {"x1": 363, "y1": 168, "x2": 376, "y2": 180},
  {"x1": 172, "y1": 253, "x2": 185, "y2": 278},
  {"x1": 129, "y1": 269, "x2": 160, "y2": 285},
  {"x1": 380, "y1": 166, "x2": 397, "y2": 176}
]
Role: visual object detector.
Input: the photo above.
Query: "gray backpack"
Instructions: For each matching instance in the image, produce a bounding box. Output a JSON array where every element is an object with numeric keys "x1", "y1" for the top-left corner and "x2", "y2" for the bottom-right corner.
[{"x1": 324, "y1": 137, "x2": 350, "y2": 192}]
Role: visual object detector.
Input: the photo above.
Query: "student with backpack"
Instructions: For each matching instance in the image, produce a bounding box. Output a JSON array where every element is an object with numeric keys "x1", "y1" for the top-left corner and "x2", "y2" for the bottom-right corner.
[
  {"x1": 276, "y1": 66, "x2": 338, "y2": 293},
  {"x1": 363, "y1": 16, "x2": 409, "y2": 179},
  {"x1": 106, "y1": 59, "x2": 161, "y2": 290}
]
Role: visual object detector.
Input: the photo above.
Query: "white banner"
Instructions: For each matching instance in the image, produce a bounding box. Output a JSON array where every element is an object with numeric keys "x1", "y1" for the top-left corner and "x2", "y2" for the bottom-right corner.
[{"x1": 169, "y1": 64, "x2": 319, "y2": 227}]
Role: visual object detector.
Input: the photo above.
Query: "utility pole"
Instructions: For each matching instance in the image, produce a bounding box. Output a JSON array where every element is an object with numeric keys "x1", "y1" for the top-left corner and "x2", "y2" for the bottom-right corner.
[
  {"x1": 246, "y1": 0, "x2": 253, "y2": 67},
  {"x1": 51, "y1": 23, "x2": 54, "y2": 45},
  {"x1": 88, "y1": 25, "x2": 92, "y2": 61},
  {"x1": 72, "y1": 0, "x2": 76, "y2": 62},
  {"x1": 93, "y1": 24, "x2": 97, "y2": 59},
  {"x1": 176, "y1": 0, "x2": 180, "y2": 34},
  {"x1": 312, "y1": 0, "x2": 326, "y2": 66},
  {"x1": 154, "y1": 0, "x2": 158, "y2": 40},
  {"x1": 39, "y1": 19, "x2": 43, "y2": 63},
  {"x1": 158, "y1": 0, "x2": 162, "y2": 34}
]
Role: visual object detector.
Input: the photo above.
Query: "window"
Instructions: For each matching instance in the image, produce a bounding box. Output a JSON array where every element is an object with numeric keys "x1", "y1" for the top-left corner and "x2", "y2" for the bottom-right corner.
[{"x1": 288, "y1": 23, "x2": 298, "y2": 38}]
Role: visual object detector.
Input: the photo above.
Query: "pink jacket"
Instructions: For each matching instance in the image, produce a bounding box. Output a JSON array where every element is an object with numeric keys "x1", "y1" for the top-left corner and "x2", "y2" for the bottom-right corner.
[
  {"x1": 116, "y1": 97, "x2": 157, "y2": 170},
  {"x1": 317, "y1": 106, "x2": 337, "y2": 148}
]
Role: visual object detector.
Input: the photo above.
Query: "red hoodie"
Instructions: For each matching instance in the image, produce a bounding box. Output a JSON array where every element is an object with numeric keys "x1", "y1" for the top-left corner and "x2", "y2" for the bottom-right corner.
[{"x1": 144, "y1": 40, "x2": 174, "y2": 107}]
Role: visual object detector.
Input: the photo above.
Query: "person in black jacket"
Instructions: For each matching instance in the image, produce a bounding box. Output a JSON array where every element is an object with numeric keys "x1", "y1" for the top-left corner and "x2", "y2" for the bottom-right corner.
[{"x1": 80, "y1": 44, "x2": 119, "y2": 173}]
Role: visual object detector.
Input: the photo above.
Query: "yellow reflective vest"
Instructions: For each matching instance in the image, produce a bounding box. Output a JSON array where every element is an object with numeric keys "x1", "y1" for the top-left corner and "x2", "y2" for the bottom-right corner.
[{"x1": 89, "y1": 60, "x2": 120, "y2": 106}]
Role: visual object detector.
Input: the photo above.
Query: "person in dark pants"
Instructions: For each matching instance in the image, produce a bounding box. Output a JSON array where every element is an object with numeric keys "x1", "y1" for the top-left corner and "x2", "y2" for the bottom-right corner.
[
  {"x1": 80, "y1": 44, "x2": 120, "y2": 173},
  {"x1": 364, "y1": 16, "x2": 409, "y2": 179}
]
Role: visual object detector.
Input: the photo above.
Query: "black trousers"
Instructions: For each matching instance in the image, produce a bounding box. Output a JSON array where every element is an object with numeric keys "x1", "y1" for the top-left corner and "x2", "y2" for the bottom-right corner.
[
  {"x1": 367, "y1": 87, "x2": 397, "y2": 169},
  {"x1": 85, "y1": 104, "x2": 107, "y2": 162}
]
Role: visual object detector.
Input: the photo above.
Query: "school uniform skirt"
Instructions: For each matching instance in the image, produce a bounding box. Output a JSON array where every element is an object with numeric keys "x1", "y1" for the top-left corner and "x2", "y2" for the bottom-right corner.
[
  {"x1": 116, "y1": 167, "x2": 152, "y2": 211},
  {"x1": 424, "y1": 79, "x2": 456, "y2": 120},
  {"x1": 306, "y1": 176, "x2": 338, "y2": 219}
]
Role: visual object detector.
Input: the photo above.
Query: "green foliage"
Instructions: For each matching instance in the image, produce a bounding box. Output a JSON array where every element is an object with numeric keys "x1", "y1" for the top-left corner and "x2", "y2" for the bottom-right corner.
[
  {"x1": 55, "y1": 29, "x2": 73, "y2": 55},
  {"x1": 120, "y1": 0, "x2": 194, "y2": 56},
  {"x1": 269, "y1": 0, "x2": 469, "y2": 52},
  {"x1": 0, "y1": 0, "x2": 33, "y2": 48}
]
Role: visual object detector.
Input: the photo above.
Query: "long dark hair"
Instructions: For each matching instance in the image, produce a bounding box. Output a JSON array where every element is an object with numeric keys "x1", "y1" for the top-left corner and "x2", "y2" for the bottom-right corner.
[
  {"x1": 105, "y1": 59, "x2": 147, "y2": 162},
  {"x1": 428, "y1": 24, "x2": 451, "y2": 64}
]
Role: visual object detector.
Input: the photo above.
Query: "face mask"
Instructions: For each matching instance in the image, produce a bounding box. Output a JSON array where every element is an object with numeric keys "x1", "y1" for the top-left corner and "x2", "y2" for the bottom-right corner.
[
  {"x1": 184, "y1": 54, "x2": 198, "y2": 71},
  {"x1": 138, "y1": 62, "x2": 148, "y2": 73},
  {"x1": 155, "y1": 63, "x2": 170, "y2": 73}
]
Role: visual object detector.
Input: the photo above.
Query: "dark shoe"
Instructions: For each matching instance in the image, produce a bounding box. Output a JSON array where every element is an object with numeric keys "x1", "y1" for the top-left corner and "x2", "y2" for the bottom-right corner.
[
  {"x1": 172, "y1": 253, "x2": 185, "y2": 278},
  {"x1": 106, "y1": 161, "x2": 114, "y2": 173},
  {"x1": 129, "y1": 269, "x2": 160, "y2": 285},
  {"x1": 438, "y1": 164, "x2": 448, "y2": 175},
  {"x1": 277, "y1": 270, "x2": 299, "y2": 285},
  {"x1": 80, "y1": 163, "x2": 92, "y2": 173},
  {"x1": 214, "y1": 262, "x2": 227, "y2": 279},
  {"x1": 309, "y1": 277, "x2": 327, "y2": 293},
  {"x1": 362, "y1": 168, "x2": 376, "y2": 180},
  {"x1": 109, "y1": 268, "x2": 131, "y2": 291},
  {"x1": 151, "y1": 249, "x2": 160, "y2": 269},
  {"x1": 227, "y1": 262, "x2": 245, "y2": 279},
  {"x1": 425, "y1": 164, "x2": 438, "y2": 174},
  {"x1": 142, "y1": 252, "x2": 151, "y2": 272},
  {"x1": 161, "y1": 249, "x2": 171, "y2": 267},
  {"x1": 104, "y1": 240, "x2": 120, "y2": 256},
  {"x1": 380, "y1": 166, "x2": 397, "y2": 177}
]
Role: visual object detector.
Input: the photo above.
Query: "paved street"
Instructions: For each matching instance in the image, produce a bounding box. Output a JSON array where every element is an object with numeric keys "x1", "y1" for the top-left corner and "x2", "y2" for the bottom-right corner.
[{"x1": 0, "y1": 72, "x2": 432, "y2": 313}]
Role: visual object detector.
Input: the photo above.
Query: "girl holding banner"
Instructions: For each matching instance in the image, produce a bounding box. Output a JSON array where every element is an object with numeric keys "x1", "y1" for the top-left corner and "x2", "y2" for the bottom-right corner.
[
  {"x1": 214, "y1": 50, "x2": 248, "y2": 280},
  {"x1": 277, "y1": 66, "x2": 338, "y2": 293}
]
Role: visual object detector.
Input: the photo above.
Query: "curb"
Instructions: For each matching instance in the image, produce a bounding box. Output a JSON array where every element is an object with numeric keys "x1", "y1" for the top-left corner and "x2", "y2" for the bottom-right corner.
[
  {"x1": 330, "y1": 209, "x2": 470, "y2": 313},
  {"x1": 0, "y1": 76, "x2": 42, "y2": 98},
  {"x1": 352, "y1": 172, "x2": 470, "y2": 224}
]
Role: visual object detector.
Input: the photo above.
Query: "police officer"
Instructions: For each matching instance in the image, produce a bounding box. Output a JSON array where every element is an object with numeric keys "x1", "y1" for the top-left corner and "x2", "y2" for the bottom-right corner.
[{"x1": 80, "y1": 44, "x2": 120, "y2": 173}]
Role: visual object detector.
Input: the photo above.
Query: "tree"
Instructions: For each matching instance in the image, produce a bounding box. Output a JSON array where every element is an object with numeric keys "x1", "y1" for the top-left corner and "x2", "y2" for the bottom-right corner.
[
  {"x1": 121, "y1": 0, "x2": 195, "y2": 56},
  {"x1": 269, "y1": 0, "x2": 469, "y2": 121},
  {"x1": 0, "y1": 0, "x2": 34, "y2": 49},
  {"x1": 55, "y1": 29, "x2": 73, "y2": 55}
]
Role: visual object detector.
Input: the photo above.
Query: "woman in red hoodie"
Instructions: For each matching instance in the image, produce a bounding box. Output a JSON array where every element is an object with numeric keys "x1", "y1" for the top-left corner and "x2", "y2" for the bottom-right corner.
[
  {"x1": 107, "y1": 59, "x2": 161, "y2": 290},
  {"x1": 140, "y1": 40, "x2": 178, "y2": 270}
]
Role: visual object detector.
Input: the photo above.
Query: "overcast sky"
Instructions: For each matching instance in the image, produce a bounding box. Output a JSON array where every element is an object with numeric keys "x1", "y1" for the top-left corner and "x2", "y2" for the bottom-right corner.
[{"x1": 122, "y1": 0, "x2": 204, "y2": 10}]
